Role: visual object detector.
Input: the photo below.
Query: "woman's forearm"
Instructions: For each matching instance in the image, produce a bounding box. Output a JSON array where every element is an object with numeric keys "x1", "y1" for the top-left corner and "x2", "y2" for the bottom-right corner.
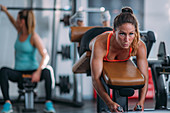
[
  {"x1": 139, "y1": 77, "x2": 148, "y2": 103},
  {"x1": 92, "y1": 77, "x2": 113, "y2": 105},
  {"x1": 37, "y1": 53, "x2": 50, "y2": 71},
  {"x1": 2, "y1": 8, "x2": 17, "y2": 29},
  {"x1": 5, "y1": 11, "x2": 15, "y2": 23}
]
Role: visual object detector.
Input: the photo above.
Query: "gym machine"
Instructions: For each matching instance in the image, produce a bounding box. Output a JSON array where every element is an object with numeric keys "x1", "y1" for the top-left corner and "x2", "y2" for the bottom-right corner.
[
  {"x1": 69, "y1": 26, "x2": 149, "y2": 112},
  {"x1": 148, "y1": 41, "x2": 170, "y2": 110},
  {"x1": 130, "y1": 31, "x2": 170, "y2": 110},
  {"x1": 69, "y1": 26, "x2": 164, "y2": 112}
]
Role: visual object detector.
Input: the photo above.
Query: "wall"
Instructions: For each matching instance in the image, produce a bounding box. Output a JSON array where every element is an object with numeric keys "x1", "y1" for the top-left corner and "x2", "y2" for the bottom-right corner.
[{"x1": 144, "y1": 0, "x2": 170, "y2": 58}]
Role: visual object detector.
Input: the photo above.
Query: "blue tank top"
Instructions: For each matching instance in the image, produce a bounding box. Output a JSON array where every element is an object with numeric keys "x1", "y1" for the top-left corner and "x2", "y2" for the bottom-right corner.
[{"x1": 14, "y1": 33, "x2": 39, "y2": 71}]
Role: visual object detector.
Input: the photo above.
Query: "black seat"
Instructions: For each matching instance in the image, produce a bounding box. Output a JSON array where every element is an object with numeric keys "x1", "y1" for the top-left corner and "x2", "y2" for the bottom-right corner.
[
  {"x1": 17, "y1": 74, "x2": 37, "y2": 112},
  {"x1": 140, "y1": 31, "x2": 156, "y2": 58}
]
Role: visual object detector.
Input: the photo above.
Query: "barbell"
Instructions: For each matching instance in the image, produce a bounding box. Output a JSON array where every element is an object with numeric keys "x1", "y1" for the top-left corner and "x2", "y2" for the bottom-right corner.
[{"x1": 7, "y1": 7, "x2": 71, "y2": 11}]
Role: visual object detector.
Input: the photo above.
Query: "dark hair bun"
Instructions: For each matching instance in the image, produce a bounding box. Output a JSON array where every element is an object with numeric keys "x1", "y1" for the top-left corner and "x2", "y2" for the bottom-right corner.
[{"x1": 121, "y1": 7, "x2": 133, "y2": 14}]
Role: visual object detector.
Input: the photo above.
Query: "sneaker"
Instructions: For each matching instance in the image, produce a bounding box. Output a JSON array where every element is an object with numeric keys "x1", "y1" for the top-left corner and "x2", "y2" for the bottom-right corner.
[
  {"x1": 44, "y1": 101, "x2": 56, "y2": 113},
  {"x1": 1, "y1": 102, "x2": 13, "y2": 113}
]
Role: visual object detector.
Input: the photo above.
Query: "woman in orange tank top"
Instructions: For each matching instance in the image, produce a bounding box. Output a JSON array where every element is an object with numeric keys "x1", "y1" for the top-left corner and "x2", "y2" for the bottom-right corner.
[{"x1": 89, "y1": 7, "x2": 148, "y2": 112}]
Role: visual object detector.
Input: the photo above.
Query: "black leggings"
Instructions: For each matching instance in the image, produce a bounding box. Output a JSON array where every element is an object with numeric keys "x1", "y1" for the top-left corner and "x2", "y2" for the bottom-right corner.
[
  {"x1": 78, "y1": 27, "x2": 112, "y2": 76},
  {"x1": 79, "y1": 27, "x2": 112, "y2": 56},
  {"x1": 0, "y1": 67, "x2": 54, "y2": 101}
]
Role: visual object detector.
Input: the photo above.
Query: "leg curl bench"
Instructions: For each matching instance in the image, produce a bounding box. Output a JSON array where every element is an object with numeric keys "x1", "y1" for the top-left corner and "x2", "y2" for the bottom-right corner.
[{"x1": 70, "y1": 27, "x2": 145, "y2": 112}]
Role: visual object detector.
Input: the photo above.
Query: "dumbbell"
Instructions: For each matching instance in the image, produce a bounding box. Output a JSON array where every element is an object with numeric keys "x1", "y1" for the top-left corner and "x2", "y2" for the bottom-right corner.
[
  {"x1": 56, "y1": 75, "x2": 71, "y2": 94},
  {"x1": 117, "y1": 106, "x2": 123, "y2": 112},
  {"x1": 60, "y1": 14, "x2": 71, "y2": 26},
  {"x1": 135, "y1": 105, "x2": 142, "y2": 111},
  {"x1": 57, "y1": 45, "x2": 71, "y2": 60}
]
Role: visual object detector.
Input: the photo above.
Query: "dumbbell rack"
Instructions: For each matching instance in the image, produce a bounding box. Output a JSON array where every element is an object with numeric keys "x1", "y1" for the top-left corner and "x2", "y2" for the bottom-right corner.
[{"x1": 52, "y1": 44, "x2": 84, "y2": 107}]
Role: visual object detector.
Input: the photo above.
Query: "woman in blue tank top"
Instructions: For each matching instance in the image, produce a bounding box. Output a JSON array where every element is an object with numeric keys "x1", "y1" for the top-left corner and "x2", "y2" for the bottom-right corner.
[{"x1": 0, "y1": 5, "x2": 56, "y2": 113}]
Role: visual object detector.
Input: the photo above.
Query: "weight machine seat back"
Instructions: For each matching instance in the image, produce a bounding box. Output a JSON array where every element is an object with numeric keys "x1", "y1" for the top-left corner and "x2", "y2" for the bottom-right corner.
[
  {"x1": 69, "y1": 26, "x2": 96, "y2": 42},
  {"x1": 140, "y1": 31, "x2": 156, "y2": 58},
  {"x1": 72, "y1": 51, "x2": 91, "y2": 73},
  {"x1": 103, "y1": 60, "x2": 145, "y2": 89},
  {"x1": 69, "y1": 26, "x2": 112, "y2": 43},
  {"x1": 72, "y1": 51, "x2": 145, "y2": 89},
  {"x1": 157, "y1": 41, "x2": 167, "y2": 60}
]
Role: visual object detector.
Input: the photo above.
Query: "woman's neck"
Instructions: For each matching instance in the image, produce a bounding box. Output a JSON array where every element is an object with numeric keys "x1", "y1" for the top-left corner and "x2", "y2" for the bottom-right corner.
[
  {"x1": 18, "y1": 23, "x2": 28, "y2": 34},
  {"x1": 21, "y1": 27, "x2": 28, "y2": 35}
]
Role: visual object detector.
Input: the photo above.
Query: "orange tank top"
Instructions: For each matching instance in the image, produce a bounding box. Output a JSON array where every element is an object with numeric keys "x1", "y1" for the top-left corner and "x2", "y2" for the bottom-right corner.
[{"x1": 103, "y1": 32, "x2": 132, "y2": 62}]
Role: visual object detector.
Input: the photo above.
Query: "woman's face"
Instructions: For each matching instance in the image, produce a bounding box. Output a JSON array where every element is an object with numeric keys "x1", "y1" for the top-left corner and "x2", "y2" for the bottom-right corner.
[
  {"x1": 16, "y1": 15, "x2": 24, "y2": 28},
  {"x1": 115, "y1": 23, "x2": 136, "y2": 49}
]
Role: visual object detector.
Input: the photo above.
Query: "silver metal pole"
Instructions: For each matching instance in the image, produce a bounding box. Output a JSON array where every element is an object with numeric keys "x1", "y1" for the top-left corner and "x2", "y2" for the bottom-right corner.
[{"x1": 72, "y1": 0, "x2": 83, "y2": 103}]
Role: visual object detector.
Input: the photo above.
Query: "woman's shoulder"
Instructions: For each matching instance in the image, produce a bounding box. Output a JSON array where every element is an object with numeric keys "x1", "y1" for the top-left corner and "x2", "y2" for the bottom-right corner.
[
  {"x1": 30, "y1": 32, "x2": 42, "y2": 45},
  {"x1": 136, "y1": 39, "x2": 147, "y2": 56},
  {"x1": 89, "y1": 31, "x2": 111, "y2": 51},
  {"x1": 94, "y1": 33, "x2": 109, "y2": 50},
  {"x1": 97, "y1": 31, "x2": 110, "y2": 40},
  {"x1": 138, "y1": 39, "x2": 146, "y2": 48},
  {"x1": 31, "y1": 32, "x2": 41, "y2": 40},
  {"x1": 31, "y1": 32, "x2": 38, "y2": 37}
]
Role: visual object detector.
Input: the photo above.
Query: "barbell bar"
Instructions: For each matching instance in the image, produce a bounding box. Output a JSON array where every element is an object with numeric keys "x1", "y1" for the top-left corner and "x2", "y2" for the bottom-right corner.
[{"x1": 7, "y1": 7, "x2": 71, "y2": 11}]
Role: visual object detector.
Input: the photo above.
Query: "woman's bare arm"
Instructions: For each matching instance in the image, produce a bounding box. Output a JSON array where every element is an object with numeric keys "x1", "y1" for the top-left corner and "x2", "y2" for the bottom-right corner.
[
  {"x1": 31, "y1": 33, "x2": 49, "y2": 82},
  {"x1": 90, "y1": 41, "x2": 120, "y2": 112},
  {"x1": 135, "y1": 40, "x2": 149, "y2": 110},
  {"x1": 0, "y1": 5, "x2": 19, "y2": 31}
]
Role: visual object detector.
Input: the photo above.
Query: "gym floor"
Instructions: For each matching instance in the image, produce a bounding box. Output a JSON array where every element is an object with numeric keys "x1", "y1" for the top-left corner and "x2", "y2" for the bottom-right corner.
[{"x1": 1, "y1": 96, "x2": 170, "y2": 113}]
